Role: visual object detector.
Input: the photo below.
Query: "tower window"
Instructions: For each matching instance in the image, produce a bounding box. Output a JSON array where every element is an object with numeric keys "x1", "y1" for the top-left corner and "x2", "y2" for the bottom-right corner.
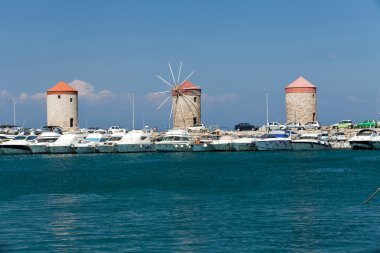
[
  {"x1": 193, "y1": 117, "x2": 197, "y2": 125},
  {"x1": 194, "y1": 97, "x2": 197, "y2": 102},
  {"x1": 70, "y1": 118, "x2": 74, "y2": 127},
  {"x1": 58, "y1": 95, "x2": 61, "y2": 99},
  {"x1": 70, "y1": 98, "x2": 73, "y2": 102}
]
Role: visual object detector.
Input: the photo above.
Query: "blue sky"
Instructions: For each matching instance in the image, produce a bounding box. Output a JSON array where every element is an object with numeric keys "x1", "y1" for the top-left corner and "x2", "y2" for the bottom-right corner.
[{"x1": 0, "y1": 0, "x2": 380, "y2": 130}]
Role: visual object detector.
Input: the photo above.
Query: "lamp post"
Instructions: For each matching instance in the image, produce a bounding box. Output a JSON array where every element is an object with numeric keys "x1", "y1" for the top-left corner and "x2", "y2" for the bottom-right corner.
[
  {"x1": 129, "y1": 93, "x2": 135, "y2": 130},
  {"x1": 9, "y1": 97, "x2": 16, "y2": 126}
]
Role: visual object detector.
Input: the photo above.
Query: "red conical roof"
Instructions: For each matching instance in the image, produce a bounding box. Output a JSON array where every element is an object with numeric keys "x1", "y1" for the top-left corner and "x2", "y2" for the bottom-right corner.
[
  {"x1": 286, "y1": 76, "x2": 316, "y2": 88},
  {"x1": 178, "y1": 80, "x2": 201, "y2": 91},
  {"x1": 47, "y1": 81, "x2": 78, "y2": 95},
  {"x1": 285, "y1": 76, "x2": 316, "y2": 93}
]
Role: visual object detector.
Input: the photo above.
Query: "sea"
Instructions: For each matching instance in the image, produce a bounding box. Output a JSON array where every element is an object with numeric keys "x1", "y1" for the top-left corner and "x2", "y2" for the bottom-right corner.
[{"x1": 1, "y1": 150, "x2": 380, "y2": 252}]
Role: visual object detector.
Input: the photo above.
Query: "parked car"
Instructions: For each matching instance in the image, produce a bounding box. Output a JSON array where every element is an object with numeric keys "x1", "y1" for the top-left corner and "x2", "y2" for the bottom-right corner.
[
  {"x1": 188, "y1": 124, "x2": 207, "y2": 132},
  {"x1": 108, "y1": 126, "x2": 127, "y2": 134},
  {"x1": 355, "y1": 120, "x2": 377, "y2": 129},
  {"x1": 319, "y1": 132, "x2": 330, "y2": 142},
  {"x1": 331, "y1": 120, "x2": 353, "y2": 129},
  {"x1": 267, "y1": 122, "x2": 285, "y2": 131},
  {"x1": 285, "y1": 121, "x2": 302, "y2": 130},
  {"x1": 234, "y1": 123, "x2": 259, "y2": 131},
  {"x1": 302, "y1": 121, "x2": 321, "y2": 130},
  {"x1": 331, "y1": 132, "x2": 347, "y2": 142}
]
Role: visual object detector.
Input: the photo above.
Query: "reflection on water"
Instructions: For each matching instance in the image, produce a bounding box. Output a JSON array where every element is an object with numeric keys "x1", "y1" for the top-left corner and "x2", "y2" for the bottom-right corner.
[{"x1": 48, "y1": 195, "x2": 80, "y2": 244}]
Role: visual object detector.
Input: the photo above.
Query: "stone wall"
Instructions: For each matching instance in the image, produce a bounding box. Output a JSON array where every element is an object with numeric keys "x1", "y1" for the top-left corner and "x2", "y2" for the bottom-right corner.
[
  {"x1": 173, "y1": 90, "x2": 201, "y2": 129},
  {"x1": 47, "y1": 93, "x2": 78, "y2": 131},
  {"x1": 286, "y1": 92, "x2": 317, "y2": 124}
]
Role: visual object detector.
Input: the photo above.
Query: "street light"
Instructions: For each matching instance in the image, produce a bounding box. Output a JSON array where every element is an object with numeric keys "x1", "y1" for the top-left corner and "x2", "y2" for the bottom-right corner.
[
  {"x1": 9, "y1": 97, "x2": 16, "y2": 126},
  {"x1": 129, "y1": 93, "x2": 135, "y2": 130}
]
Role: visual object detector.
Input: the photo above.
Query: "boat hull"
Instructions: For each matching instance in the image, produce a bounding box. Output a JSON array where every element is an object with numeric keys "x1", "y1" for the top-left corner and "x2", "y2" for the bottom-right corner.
[
  {"x1": 28, "y1": 143, "x2": 49, "y2": 154},
  {"x1": 292, "y1": 142, "x2": 330, "y2": 151},
  {"x1": 116, "y1": 144, "x2": 155, "y2": 153},
  {"x1": 256, "y1": 140, "x2": 293, "y2": 151},
  {"x1": 349, "y1": 141, "x2": 374, "y2": 150},
  {"x1": 49, "y1": 145, "x2": 75, "y2": 154},
  {"x1": 97, "y1": 144, "x2": 116, "y2": 153},
  {"x1": 231, "y1": 142, "x2": 256, "y2": 151},
  {"x1": 1, "y1": 145, "x2": 30, "y2": 155},
  {"x1": 210, "y1": 143, "x2": 232, "y2": 151},
  {"x1": 155, "y1": 143, "x2": 192, "y2": 152},
  {"x1": 73, "y1": 146, "x2": 98, "y2": 154},
  {"x1": 192, "y1": 143, "x2": 214, "y2": 152},
  {"x1": 372, "y1": 141, "x2": 380, "y2": 150}
]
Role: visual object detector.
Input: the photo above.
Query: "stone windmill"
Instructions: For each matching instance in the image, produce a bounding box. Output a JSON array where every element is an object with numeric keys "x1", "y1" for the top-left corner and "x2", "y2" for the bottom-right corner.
[
  {"x1": 154, "y1": 62, "x2": 202, "y2": 129},
  {"x1": 285, "y1": 76, "x2": 317, "y2": 124},
  {"x1": 46, "y1": 81, "x2": 78, "y2": 131}
]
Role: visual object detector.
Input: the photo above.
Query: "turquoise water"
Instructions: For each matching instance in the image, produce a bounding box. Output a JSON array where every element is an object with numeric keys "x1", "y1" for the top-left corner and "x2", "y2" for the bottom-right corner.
[{"x1": 1, "y1": 151, "x2": 380, "y2": 252}]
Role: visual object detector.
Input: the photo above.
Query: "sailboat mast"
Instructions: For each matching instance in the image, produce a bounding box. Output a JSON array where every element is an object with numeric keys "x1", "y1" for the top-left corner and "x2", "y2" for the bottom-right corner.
[{"x1": 266, "y1": 91, "x2": 269, "y2": 133}]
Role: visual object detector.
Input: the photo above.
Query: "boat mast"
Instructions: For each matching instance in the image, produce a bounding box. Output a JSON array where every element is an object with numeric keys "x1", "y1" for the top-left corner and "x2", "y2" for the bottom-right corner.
[{"x1": 266, "y1": 91, "x2": 269, "y2": 134}]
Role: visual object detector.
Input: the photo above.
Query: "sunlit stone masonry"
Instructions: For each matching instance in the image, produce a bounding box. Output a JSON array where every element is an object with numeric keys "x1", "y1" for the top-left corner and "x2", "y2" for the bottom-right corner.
[
  {"x1": 285, "y1": 76, "x2": 317, "y2": 124},
  {"x1": 46, "y1": 81, "x2": 79, "y2": 131}
]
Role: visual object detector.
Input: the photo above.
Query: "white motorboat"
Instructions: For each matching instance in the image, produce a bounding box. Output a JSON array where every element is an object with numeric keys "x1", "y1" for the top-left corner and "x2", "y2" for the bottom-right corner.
[
  {"x1": 192, "y1": 135, "x2": 219, "y2": 152},
  {"x1": 209, "y1": 135, "x2": 235, "y2": 151},
  {"x1": 349, "y1": 129, "x2": 378, "y2": 150},
  {"x1": 0, "y1": 134, "x2": 15, "y2": 142},
  {"x1": 0, "y1": 135, "x2": 11, "y2": 144},
  {"x1": 154, "y1": 129, "x2": 193, "y2": 152},
  {"x1": 72, "y1": 132, "x2": 109, "y2": 154},
  {"x1": 96, "y1": 136, "x2": 123, "y2": 153},
  {"x1": 231, "y1": 135, "x2": 258, "y2": 151},
  {"x1": 115, "y1": 129, "x2": 154, "y2": 153},
  {"x1": 371, "y1": 135, "x2": 380, "y2": 150},
  {"x1": 291, "y1": 133, "x2": 331, "y2": 151},
  {"x1": 0, "y1": 135, "x2": 38, "y2": 155},
  {"x1": 48, "y1": 134, "x2": 85, "y2": 154},
  {"x1": 255, "y1": 130, "x2": 293, "y2": 151},
  {"x1": 28, "y1": 126, "x2": 62, "y2": 154}
]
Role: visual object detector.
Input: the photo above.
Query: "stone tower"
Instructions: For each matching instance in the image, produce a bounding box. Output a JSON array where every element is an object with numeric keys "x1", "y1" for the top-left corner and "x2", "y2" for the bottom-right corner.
[
  {"x1": 285, "y1": 76, "x2": 317, "y2": 124},
  {"x1": 46, "y1": 81, "x2": 79, "y2": 131},
  {"x1": 172, "y1": 80, "x2": 201, "y2": 129}
]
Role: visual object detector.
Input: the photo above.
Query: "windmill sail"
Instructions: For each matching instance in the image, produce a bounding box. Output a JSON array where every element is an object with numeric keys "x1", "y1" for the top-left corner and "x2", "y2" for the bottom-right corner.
[{"x1": 154, "y1": 63, "x2": 202, "y2": 129}]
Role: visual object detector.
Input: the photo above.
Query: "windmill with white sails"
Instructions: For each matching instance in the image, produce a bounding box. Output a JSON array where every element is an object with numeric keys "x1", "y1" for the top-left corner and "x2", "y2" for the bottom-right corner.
[{"x1": 154, "y1": 62, "x2": 202, "y2": 129}]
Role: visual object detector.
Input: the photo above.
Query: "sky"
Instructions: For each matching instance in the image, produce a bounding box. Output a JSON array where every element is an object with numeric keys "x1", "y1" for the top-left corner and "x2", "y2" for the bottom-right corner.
[{"x1": 0, "y1": 0, "x2": 380, "y2": 130}]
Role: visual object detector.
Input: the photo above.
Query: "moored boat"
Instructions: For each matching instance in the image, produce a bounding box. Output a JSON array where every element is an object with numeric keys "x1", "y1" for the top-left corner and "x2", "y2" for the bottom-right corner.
[
  {"x1": 154, "y1": 129, "x2": 192, "y2": 152},
  {"x1": 48, "y1": 134, "x2": 85, "y2": 154},
  {"x1": 96, "y1": 136, "x2": 122, "y2": 153},
  {"x1": 231, "y1": 135, "x2": 258, "y2": 151},
  {"x1": 0, "y1": 135, "x2": 38, "y2": 155},
  {"x1": 349, "y1": 129, "x2": 378, "y2": 150},
  {"x1": 291, "y1": 133, "x2": 331, "y2": 151},
  {"x1": 209, "y1": 135, "x2": 235, "y2": 151},
  {"x1": 72, "y1": 131, "x2": 109, "y2": 154},
  {"x1": 115, "y1": 129, "x2": 155, "y2": 153},
  {"x1": 255, "y1": 130, "x2": 293, "y2": 151},
  {"x1": 192, "y1": 134, "x2": 219, "y2": 152},
  {"x1": 28, "y1": 126, "x2": 62, "y2": 154}
]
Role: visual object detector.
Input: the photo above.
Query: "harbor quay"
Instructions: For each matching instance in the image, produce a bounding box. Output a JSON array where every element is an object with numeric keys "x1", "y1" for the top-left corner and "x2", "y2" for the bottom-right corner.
[{"x1": 1, "y1": 124, "x2": 380, "y2": 155}]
